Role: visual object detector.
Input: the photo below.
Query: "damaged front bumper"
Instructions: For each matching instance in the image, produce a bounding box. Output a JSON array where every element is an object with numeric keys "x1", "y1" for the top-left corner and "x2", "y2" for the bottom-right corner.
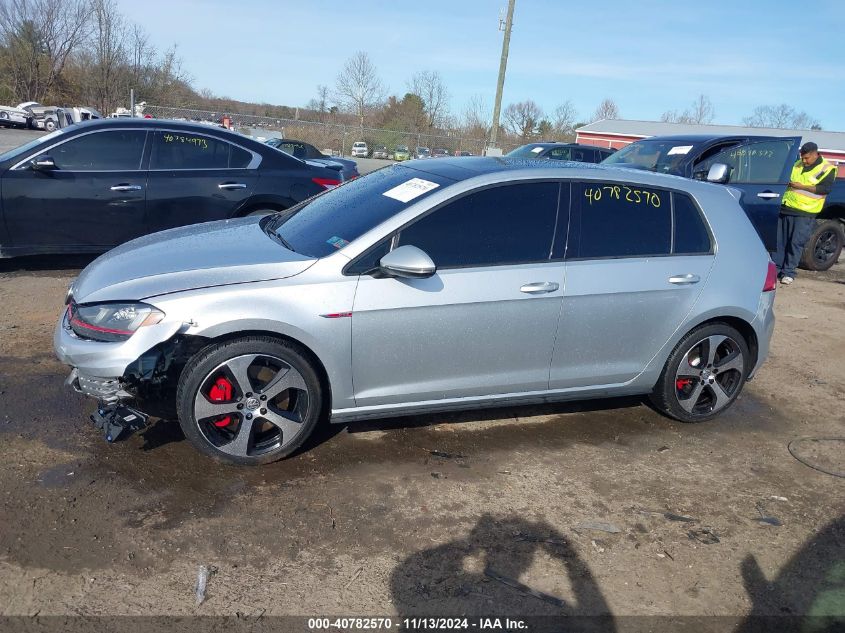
[{"x1": 54, "y1": 308, "x2": 184, "y2": 380}]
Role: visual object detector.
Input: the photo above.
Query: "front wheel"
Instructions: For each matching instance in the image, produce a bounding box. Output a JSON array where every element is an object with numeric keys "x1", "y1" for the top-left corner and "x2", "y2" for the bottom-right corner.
[
  {"x1": 176, "y1": 336, "x2": 323, "y2": 465},
  {"x1": 649, "y1": 323, "x2": 750, "y2": 423},
  {"x1": 44, "y1": 119, "x2": 56, "y2": 132},
  {"x1": 800, "y1": 219, "x2": 844, "y2": 272}
]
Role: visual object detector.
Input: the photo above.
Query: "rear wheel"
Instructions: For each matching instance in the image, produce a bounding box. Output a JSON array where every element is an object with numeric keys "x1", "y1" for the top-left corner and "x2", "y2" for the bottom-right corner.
[
  {"x1": 176, "y1": 336, "x2": 323, "y2": 465},
  {"x1": 44, "y1": 119, "x2": 56, "y2": 132},
  {"x1": 800, "y1": 219, "x2": 844, "y2": 272},
  {"x1": 650, "y1": 323, "x2": 750, "y2": 423}
]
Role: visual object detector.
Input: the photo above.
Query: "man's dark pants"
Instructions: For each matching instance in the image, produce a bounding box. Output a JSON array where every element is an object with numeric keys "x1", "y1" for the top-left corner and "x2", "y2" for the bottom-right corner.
[{"x1": 775, "y1": 212, "x2": 816, "y2": 278}]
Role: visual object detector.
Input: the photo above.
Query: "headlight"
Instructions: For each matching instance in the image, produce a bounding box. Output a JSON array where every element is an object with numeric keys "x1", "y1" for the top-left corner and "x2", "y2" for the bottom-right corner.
[{"x1": 67, "y1": 301, "x2": 165, "y2": 342}]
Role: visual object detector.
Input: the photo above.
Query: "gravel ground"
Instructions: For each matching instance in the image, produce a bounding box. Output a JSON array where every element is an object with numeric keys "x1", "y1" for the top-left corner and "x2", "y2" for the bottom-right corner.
[{"x1": 0, "y1": 125, "x2": 843, "y2": 625}]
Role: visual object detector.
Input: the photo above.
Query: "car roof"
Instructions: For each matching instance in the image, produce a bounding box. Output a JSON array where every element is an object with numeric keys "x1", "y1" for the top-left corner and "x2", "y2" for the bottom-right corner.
[
  {"x1": 400, "y1": 156, "x2": 727, "y2": 193},
  {"x1": 629, "y1": 134, "x2": 777, "y2": 144}
]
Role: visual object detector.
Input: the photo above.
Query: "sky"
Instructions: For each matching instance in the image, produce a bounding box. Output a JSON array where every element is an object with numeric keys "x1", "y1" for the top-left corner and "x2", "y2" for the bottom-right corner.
[{"x1": 118, "y1": 0, "x2": 845, "y2": 130}]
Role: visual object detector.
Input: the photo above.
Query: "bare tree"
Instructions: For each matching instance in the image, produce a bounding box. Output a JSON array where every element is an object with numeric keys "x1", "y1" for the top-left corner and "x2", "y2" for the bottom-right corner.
[
  {"x1": 128, "y1": 23, "x2": 151, "y2": 86},
  {"x1": 462, "y1": 94, "x2": 489, "y2": 129},
  {"x1": 552, "y1": 100, "x2": 577, "y2": 139},
  {"x1": 90, "y1": 0, "x2": 126, "y2": 114},
  {"x1": 743, "y1": 104, "x2": 820, "y2": 129},
  {"x1": 334, "y1": 51, "x2": 385, "y2": 139},
  {"x1": 504, "y1": 100, "x2": 543, "y2": 140},
  {"x1": 306, "y1": 84, "x2": 331, "y2": 120},
  {"x1": 661, "y1": 94, "x2": 714, "y2": 125},
  {"x1": 591, "y1": 98, "x2": 620, "y2": 122},
  {"x1": 409, "y1": 69, "x2": 449, "y2": 129},
  {"x1": 0, "y1": 0, "x2": 91, "y2": 102}
]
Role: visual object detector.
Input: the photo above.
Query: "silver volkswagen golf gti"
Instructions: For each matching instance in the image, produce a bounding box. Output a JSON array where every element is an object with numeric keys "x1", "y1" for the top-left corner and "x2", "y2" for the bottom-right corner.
[{"x1": 55, "y1": 158, "x2": 776, "y2": 465}]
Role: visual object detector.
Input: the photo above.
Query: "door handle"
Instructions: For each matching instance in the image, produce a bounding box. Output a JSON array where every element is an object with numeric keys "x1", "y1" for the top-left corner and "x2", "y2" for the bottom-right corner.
[
  {"x1": 520, "y1": 281, "x2": 559, "y2": 294},
  {"x1": 668, "y1": 274, "x2": 700, "y2": 285},
  {"x1": 757, "y1": 191, "x2": 781, "y2": 199},
  {"x1": 110, "y1": 184, "x2": 142, "y2": 192},
  {"x1": 218, "y1": 182, "x2": 247, "y2": 190}
]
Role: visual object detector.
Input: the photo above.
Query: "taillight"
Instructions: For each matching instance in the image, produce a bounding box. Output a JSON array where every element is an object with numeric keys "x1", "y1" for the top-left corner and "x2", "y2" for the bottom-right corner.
[
  {"x1": 313, "y1": 177, "x2": 341, "y2": 190},
  {"x1": 763, "y1": 261, "x2": 777, "y2": 292}
]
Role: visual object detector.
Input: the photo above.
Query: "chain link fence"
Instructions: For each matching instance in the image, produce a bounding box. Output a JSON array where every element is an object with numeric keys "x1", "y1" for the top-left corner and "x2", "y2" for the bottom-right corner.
[{"x1": 144, "y1": 105, "x2": 500, "y2": 157}]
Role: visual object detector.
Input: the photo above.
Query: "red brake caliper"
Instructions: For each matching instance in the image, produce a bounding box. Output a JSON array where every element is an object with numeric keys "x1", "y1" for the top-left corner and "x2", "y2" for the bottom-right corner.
[
  {"x1": 208, "y1": 377, "x2": 234, "y2": 427},
  {"x1": 676, "y1": 378, "x2": 692, "y2": 392}
]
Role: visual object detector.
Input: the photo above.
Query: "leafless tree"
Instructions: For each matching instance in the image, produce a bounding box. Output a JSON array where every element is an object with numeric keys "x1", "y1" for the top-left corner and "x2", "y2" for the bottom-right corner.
[
  {"x1": 462, "y1": 94, "x2": 489, "y2": 129},
  {"x1": 409, "y1": 69, "x2": 449, "y2": 129},
  {"x1": 0, "y1": 0, "x2": 91, "y2": 102},
  {"x1": 661, "y1": 94, "x2": 715, "y2": 125},
  {"x1": 90, "y1": 0, "x2": 126, "y2": 114},
  {"x1": 504, "y1": 100, "x2": 543, "y2": 140},
  {"x1": 552, "y1": 100, "x2": 577, "y2": 139},
  {"x1": 591, "y1": 97, "x2": 620, "y2": 122},
  {"x1": 743, "y1": 104, "x2": 820, "y2": 130},
  {"x1": 306, "y1": 84, "x2": 331, "y2": 120},
  {"x1": 334, "y1": 51, "x2": 385, "y2": 139},
  {"x1": 128, "y1": 23, "x2": 151, "y2": 86}
]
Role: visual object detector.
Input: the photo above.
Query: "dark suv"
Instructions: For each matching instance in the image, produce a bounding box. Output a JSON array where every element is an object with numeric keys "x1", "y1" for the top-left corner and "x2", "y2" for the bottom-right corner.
[{"x1": 0, "y1": 119, "x2": 342, "y2": 257}]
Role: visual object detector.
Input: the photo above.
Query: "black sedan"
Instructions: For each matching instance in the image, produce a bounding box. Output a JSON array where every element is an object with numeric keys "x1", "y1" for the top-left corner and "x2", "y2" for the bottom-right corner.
[
  {"x1": 263, "y1": 138, "x2": 359, "y2": 181},
  {"x1": 506, "y1": 142, "x2": 615, "y2": 163},
  {"x1": 0, "y1": 119, "x2": 343, "y2": 257}
]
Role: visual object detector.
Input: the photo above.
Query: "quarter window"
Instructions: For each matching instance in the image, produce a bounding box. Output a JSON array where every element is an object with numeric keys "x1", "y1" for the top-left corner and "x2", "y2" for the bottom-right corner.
[
  {"x1": 396, "y1": 182, "x2": 561, "y2": 268},
  {"x1": 570, "y1": 183, "x2": 671, "y2": 258},
  {"x1": 47, "y1": 130, "x2": 146, "y2": 170},
  {"x1": 673, "y1": 193, "x2": 712, "y2": 254},
  {"x1": 150, "y1": 132, "x2": 246, "y2": 169}
]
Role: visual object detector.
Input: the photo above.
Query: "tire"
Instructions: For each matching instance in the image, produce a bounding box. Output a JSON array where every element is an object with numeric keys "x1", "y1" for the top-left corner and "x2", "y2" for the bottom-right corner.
[
  {"x1": 649, "y1": 323, "x2": 750, "y2": 423},
  {"x1": 44, "y1": 119, "x2": 56, "y2": 132},
  {"x1": 800, "y1": 219, "x2": 844, "y2": 272},
  {"x1": 0, "y1": 111, "x2": 8, "y2": 120},
  {"x1": 176, "y1": 336, "x2": 323, "y2": 465}
]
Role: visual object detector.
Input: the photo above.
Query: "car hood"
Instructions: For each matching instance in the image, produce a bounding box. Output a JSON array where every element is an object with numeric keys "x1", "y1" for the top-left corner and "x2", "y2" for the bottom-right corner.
[{"x1": 72, "y1": 216, "x2": 316, "y2": 303}]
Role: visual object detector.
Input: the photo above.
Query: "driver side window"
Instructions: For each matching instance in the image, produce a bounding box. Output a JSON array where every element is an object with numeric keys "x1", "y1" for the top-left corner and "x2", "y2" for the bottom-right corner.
[{"x1": 694, "y1": 140, "x2": 796, "y2": 184}]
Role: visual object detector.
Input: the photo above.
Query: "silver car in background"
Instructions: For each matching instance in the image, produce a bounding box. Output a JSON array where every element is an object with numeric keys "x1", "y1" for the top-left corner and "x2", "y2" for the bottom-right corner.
[{"x1": 55, "y1": 158, "x2": 777, "y2": 465}]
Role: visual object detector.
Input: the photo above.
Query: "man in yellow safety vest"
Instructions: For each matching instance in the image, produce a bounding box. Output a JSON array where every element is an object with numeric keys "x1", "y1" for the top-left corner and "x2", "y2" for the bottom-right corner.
[{"x1": 775, "y1": 142, "x2": 837, "y2": 285}]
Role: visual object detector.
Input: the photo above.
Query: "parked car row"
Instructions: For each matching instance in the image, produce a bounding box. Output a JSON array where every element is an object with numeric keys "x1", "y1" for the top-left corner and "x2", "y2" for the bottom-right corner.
[
  {"x1": 347, "y1": 142, "x2": 475, "y2": 160},
  {"x1": 0, "y1": 103, "x2": 104, "y2": 130}
]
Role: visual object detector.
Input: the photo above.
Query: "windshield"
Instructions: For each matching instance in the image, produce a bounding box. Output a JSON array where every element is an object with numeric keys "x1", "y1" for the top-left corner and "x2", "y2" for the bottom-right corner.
[
  {"x1": 0, "y1": 129, "x2": 64, "y2": 163},
  {"x1": 269, "y1": 164, "x2": 453, "y2": 258},
  {"x1": 602, "y1": 139, "x2": 699, "y2": 174},
  {"x1": 506, "y1": 144, "x2": 551, "y2": 159},
  {"x1": 396, "y1": 146, "x2": 408, "y2": 152}
]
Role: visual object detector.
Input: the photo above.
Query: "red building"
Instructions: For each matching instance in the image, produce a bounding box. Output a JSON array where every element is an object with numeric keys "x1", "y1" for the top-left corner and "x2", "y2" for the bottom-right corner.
[{"x1": 576, "y1": 119, "x2": 845, "y2": 171}]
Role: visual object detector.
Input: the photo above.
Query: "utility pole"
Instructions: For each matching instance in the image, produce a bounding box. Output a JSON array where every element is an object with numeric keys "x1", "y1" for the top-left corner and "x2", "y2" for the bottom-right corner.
[{"x1": 488, "y1": 0, "x2": 515, "y2": 154}]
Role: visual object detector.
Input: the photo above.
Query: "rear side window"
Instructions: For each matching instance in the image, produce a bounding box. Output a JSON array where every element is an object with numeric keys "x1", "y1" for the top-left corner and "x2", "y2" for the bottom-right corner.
[
  {"x1": 673, "y1": 193, "x2": 712, "y2": 254},
  {"x1": 396, "y1": 182, "x2": 561, "y2": 268},
  {"x1": 48, "y1": 130, "x2": 146, "y2": 170},
  {"x1": 150, "y1": 132, "x2": 241, "y2": 169},
  {"x1": 570, "y1": 182, "x2": 671, "y2": 258}
]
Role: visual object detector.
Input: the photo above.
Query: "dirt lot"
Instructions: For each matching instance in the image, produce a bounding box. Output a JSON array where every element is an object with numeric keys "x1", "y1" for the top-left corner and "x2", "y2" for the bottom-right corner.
[
  {"x1": 0, "y1": 255, "x2": 842, "y2": 625},
  {"x1": 0, "y1": 127, "x2": 843, "y2": 627}
]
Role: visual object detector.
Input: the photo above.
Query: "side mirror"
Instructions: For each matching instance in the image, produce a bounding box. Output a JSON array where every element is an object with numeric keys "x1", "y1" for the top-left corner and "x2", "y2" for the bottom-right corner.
[
  {"x1": 705, "y1": 163, "x2": 729, "y2": 184},
  {"x1": 379, "y1": 245, "x2": 436, "y2": 279},
  {"x1": 31, "y1": 155, "x2": 56, "y2": 171}
]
